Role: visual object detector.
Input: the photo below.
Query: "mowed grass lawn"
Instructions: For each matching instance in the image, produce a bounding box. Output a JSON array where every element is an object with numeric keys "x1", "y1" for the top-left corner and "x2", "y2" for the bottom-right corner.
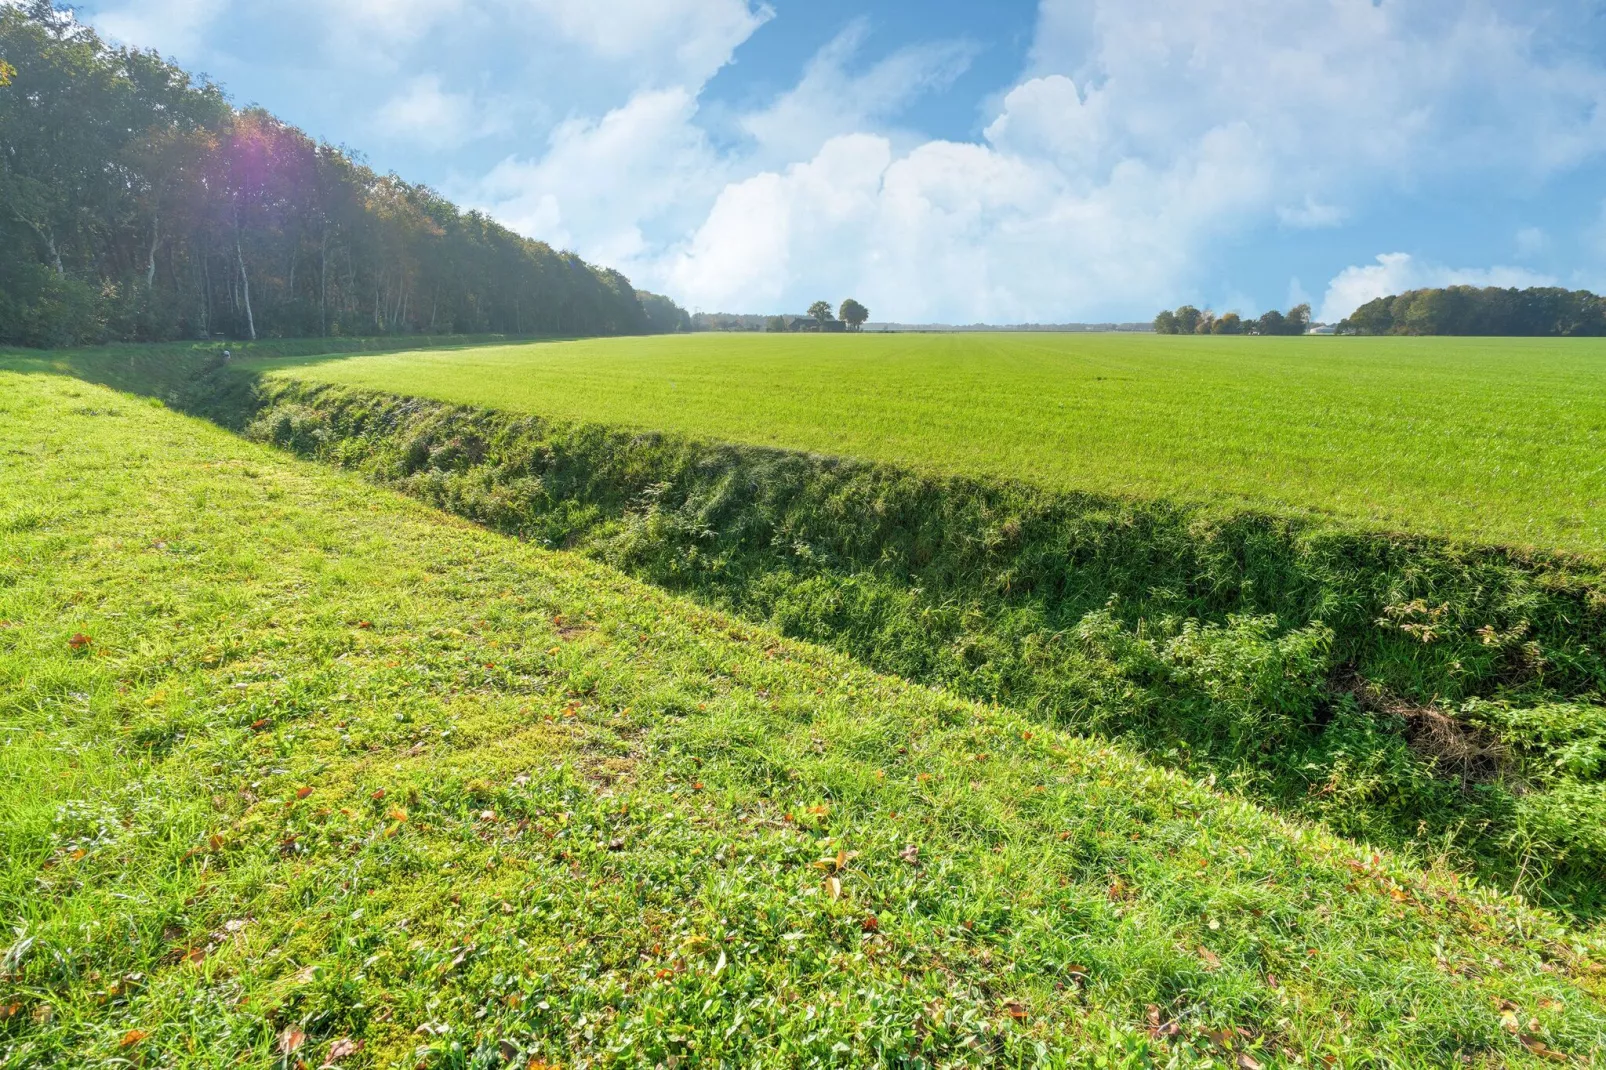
[
  {"x1": 6, "y1": 370, "x2": 1606, "y2": 1066},
  {"x1": 262, "y1": 333, "x2": 1606, "y2": 553}
]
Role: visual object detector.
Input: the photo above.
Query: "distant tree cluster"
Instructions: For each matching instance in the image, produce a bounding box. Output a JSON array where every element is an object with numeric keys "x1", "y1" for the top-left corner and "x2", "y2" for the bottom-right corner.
[
  {"x1": 1339, "y1": 286, "x2": 1606, "y2": 336},
  {"x1": 636, "y1": 291, "x2": 692, "y2": 334},
  {"x1": 794, "y1": 298, "x2": 869, "y2": 331},
  {"x1": 0, "y1": 3, "x2": 688, "y2": 347},
  {"x1": 693, "y1": 313, "x2": 770, "y2": 332},
  {"x1": 1152, "y1": 303, "x2": 1311, "y2": 336}
]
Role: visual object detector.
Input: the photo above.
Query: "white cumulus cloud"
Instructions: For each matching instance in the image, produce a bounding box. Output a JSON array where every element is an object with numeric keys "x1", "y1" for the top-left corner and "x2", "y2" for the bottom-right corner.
[
  {"x1": 74, "y1": 0, "x2": 1606, "y2": 320},
  {"x1": 525, "y1": 0, "x2": 772, "y2": 87},
  {"x1": 86, "y1": 0, "x2": 223, "y2": 57},
  {"x1": 470, "y1": 88, "x2": 724, "y2": 271},
  {"x1": 631, "y1": 0, "x2": 1606, "y2": 318},
  {"x1": 375, "y1": 75, "x2": 499, "y2": 149},
  {"x1": 739, "y1": 21, "x2": 976, "y2": 166}
]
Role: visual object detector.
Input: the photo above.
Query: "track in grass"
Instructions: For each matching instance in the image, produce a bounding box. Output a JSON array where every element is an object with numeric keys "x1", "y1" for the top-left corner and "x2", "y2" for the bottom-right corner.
[
  {"x1": 260, "y1": 332, "x2": 1606, "y2": 554},
  {"x1": 4, "y1": 370, "x2": 1604, "y2": 1066}
]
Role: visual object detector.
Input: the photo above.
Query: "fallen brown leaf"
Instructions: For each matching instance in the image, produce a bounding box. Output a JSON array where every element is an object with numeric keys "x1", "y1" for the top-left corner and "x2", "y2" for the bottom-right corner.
[
  {"x1": 326, "y1": 1037, "x2": 362, "y2": 1061},
  {"x1": 119, "y1": 1029, "x2": 148, "y2": 1048},
  {"x1": 279, "y1": 1026, "x2": 306, "y2": 1054},
  {"x1": 1519, "y1": 1035, "x2": 1569, "y2": 1063}
]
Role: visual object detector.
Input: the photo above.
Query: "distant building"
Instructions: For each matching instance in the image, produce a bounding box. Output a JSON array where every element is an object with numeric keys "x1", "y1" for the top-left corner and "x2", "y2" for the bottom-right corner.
[
  {"x1": 1307, "y1": 325, "x2": 1337, "y2": 335},
  {"x1": 788, "y1": 316, "x2": 847, "y2": 333}
]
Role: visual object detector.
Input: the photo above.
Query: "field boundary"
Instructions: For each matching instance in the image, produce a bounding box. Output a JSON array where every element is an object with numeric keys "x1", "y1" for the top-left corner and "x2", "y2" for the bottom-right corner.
[
  {"x1": 8, "y1": 369, "x2": 1606, "y2": 1065},
  {"x1": 36, "y1": 349, "x2": 1606, "y2": 921}
]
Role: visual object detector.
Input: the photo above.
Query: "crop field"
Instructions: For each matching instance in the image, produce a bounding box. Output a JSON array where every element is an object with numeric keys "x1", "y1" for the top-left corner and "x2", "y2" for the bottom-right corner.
[
  {"x1": 4, "y1": 369, "x2": 1606, "y2": 1067},
  {"x1": 259, "y1": 333, "x2": 1606, "y2": 555}
]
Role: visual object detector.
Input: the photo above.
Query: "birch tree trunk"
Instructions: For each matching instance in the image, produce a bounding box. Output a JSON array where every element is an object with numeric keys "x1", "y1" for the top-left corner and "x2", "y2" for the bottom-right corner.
[
  {"x1": 145, "y1": 213, "x2": 160, "y2": 290},
  {"x1": 236, "y1": 233, "x2": 257, "y2": 341},
  {"x1": 319, "y1": 233, "x2": 328, "y2": 337}
]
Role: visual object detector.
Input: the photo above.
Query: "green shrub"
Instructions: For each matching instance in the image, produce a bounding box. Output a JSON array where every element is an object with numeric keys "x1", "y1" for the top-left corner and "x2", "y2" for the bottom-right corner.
[{"x1": 0, "y1": 263, "x2": 108, "y2": 347}]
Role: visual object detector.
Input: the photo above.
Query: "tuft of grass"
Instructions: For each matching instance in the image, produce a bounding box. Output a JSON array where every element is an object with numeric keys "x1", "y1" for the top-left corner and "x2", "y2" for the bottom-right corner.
[
  {"x1": 249, "y1": 332, "x2": 1606, "y2": 553},
  {"x1": 3, "y1": 371, "x2": 1604, "y2": 1067}
]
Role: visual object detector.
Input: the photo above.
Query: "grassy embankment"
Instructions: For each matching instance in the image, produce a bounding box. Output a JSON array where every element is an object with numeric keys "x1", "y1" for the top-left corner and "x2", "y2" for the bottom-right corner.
[
  {"x1": 37, "y1": 337, "x2": 1600, "y2": 922},
  {"x1": 258, "y1": 332, "x2": 1606, "y2": 553},
  {"x1": 3, "y1": 371, "x2": 1606, "y2": 1067}
]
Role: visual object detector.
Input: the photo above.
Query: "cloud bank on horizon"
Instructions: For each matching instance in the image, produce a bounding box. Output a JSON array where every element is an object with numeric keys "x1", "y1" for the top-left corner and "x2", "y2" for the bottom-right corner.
[{"x1": 74, "y1": 0, "x2": 1606, "y2": 323}]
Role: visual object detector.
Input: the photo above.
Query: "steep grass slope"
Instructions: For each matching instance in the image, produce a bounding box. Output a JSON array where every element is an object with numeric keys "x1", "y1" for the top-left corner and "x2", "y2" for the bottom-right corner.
[
  {"x1": 259, "y1": 333, "x2": 1606, "y2": 552},
  {"x1": 3, "y1": 372, "x2": 1605, "y2": 1067},
  {"x1": 11, "y1": 344, "x2": 1606, "y2": 917},
  {"x1": 96, "y1": 349, "x2": 1603, "y2": 922}
]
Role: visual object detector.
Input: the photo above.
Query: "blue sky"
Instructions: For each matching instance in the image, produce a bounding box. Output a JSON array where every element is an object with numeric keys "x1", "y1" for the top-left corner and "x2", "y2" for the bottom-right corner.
[{"x1": 75, "y1": 0, "x2": 1606, "y2": 323}]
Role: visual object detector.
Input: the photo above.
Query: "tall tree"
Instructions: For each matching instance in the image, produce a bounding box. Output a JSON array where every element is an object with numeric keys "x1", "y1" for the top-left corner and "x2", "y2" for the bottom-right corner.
[
  {"x1": 0, "y1": 2, "x2": 689, "y2": 348},
  {"x1": 808, "y1": 300, "x2": 834, "y2": 324},
  {"x1": 1256, "y1": 309, "x2": 1288, "y2": 335},
  {"x1": 838, "y1": 298, "x2": 869, "y2": 331}
]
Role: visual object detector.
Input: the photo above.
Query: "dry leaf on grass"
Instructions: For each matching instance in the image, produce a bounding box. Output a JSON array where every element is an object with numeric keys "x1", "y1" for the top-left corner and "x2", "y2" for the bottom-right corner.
[
  {"x1": 1519, "y1": 1035, "x2": 1570, "y2": 1062},
  {"x1": 278, "y1": 1026, "x2": 305, "y2": 1055},
  {"x1": 325, "y1": 1037, "x2": 362, "y2": 1061}
]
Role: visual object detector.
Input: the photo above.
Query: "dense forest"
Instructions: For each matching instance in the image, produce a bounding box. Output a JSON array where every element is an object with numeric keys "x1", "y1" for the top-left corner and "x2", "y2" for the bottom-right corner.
[
  {"x1": 0, "y1": 2, "x2": 688, "y2": 348},
  {"x1": 1338, "y1": 285, "x2": 1606, "y2": 335}
]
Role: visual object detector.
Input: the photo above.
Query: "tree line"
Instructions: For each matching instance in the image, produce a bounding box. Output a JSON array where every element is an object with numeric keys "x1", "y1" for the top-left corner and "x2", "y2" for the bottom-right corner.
[
  {"x1": 1338, "y1": 285, "x2": 1606, "y2": 335},
  {"x1": 1152, "y1": 303, "x2": 1312, "y2": 335},
  {"x1": 0, "y1": 2, "x2": 689, "y2": 348}
]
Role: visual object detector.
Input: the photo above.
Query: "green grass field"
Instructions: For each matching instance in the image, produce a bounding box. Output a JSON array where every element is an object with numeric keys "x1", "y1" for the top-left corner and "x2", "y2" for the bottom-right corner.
[
  {"x1": 5, "y1": 370, "x2": 1605, "y2": 1067},
  {"x1": 258, "y1": 333, "x2": 1606, "y2": 554}
]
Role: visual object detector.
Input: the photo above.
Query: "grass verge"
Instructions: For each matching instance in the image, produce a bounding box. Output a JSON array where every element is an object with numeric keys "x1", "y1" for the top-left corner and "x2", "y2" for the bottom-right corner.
[{"x1": 3, "y1": 372, "x2": 1605, "y2": 1066}]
